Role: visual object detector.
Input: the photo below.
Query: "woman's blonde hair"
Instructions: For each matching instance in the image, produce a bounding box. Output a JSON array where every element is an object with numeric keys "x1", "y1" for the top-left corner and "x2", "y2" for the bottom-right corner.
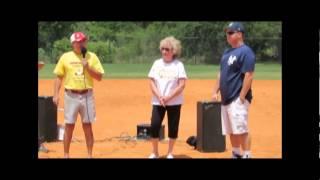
[{"x1": 159, "y1": 36, "x2": 182, "y2": 58}]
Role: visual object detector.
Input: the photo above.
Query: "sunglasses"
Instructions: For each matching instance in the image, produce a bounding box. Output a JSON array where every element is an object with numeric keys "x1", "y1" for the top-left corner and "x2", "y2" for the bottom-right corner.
[
  {"x1": 226, "y1": 31, "x2": 237, "y2": 35},
  {"x1": 161, "y1": 47, "x2": 171, "y2": 52}
]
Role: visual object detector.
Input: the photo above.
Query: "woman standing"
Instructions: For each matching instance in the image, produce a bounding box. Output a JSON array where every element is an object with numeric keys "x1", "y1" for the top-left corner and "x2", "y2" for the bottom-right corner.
[{"x1": 148, "y1": 36, "x2": 187, "y2": 159}]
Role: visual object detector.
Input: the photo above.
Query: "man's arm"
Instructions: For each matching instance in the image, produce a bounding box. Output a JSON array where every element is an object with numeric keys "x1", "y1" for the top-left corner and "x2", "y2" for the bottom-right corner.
[
  {"x1": 212, "y1": 72, "x2": 220, "y2": 101},
  {"x1": 82, "y1": 60, "x2": 103, "y2": 81},
  {"x1": 53, "y1": 76, "x2": 63, "y2": 106},
  {"x1": 239, "y1": 71, "x2": 254, "y2": 103}
]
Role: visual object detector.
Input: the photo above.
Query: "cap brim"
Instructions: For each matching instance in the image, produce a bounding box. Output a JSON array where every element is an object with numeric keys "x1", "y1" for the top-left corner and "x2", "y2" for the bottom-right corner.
[
  {"x1": 224, "y1": 27, "x2": 235, "y2": 32},
  {"x1": 224, "y1": 28, "x2": 244, "y2": 33},
  {"x1": 71, "y1": 39, "x2": 87, "y2": 43}
]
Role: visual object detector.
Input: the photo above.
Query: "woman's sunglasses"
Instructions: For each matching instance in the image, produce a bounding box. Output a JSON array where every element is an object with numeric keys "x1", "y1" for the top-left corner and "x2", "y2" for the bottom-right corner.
[{"x1": 161, "y1": 47, "x2": 171, "y2": 52}]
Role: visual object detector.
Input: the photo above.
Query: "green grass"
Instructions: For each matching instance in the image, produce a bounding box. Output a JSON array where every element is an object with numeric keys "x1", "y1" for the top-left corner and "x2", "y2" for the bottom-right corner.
[
  {"x1": 38, "y1": 63, "x2": 281, "y2": 80},
  {"x1": 253, "y1": 63, "x2": 282, "y2": 79}
]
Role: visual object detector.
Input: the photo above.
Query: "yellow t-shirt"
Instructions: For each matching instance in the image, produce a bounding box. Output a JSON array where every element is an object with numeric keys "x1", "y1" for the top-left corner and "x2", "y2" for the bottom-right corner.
[{"x1": 53, "y1": 51, "x2": 104, "y2": 90}]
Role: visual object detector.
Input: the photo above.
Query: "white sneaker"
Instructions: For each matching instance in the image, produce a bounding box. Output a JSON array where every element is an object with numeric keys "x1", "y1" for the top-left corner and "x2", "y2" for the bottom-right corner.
[
  {"x1": 242, "y1": 154, "x2": 252, "y2": 159},
  {"x1": 166, "y1": 154, "x2": 174, "y2": 159},
  {"x1": 148, "y1": 153, "x2": 158, "y2": 159},
  {"x1": 231, "y1": 151, "x2": 242, "y2": 159}
]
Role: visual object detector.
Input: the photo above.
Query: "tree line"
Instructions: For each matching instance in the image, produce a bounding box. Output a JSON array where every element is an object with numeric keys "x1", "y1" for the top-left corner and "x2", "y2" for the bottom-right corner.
[{"x1": 38, "y1": 21, "x2": 281, "y2": 64}]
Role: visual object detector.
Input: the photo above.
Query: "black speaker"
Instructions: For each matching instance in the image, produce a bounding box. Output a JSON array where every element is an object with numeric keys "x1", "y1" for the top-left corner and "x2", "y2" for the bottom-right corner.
[
  {"x1": 137, "y1": 124, "x2": 165, "y2": 140},
  {"x1": 196, "y1": 101, "x2": 225, "y2": 152},
  {"x1": 38, "y1": 96, "x2": 57, "y2": 142}
]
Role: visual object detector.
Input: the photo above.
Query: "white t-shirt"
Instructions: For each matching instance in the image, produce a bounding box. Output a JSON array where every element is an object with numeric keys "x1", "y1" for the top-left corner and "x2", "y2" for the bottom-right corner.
[{"x1": 148, "y1": 58, "x2": 187, "y2": 105}]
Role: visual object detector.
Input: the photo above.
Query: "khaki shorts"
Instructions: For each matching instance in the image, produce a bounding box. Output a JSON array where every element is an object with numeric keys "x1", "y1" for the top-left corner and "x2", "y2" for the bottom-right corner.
[
  {"x1": 221, "y1": 97, "x2": 250, "y2": 135},
  {"x1": 64, "y1": 90, "x2": 96, "y2": 124}
]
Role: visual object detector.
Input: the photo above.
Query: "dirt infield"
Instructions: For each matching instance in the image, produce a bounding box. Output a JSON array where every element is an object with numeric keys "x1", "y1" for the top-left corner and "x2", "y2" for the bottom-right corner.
[{"x1": 38, "y1": 79, "x2": 281, "y2": 158}]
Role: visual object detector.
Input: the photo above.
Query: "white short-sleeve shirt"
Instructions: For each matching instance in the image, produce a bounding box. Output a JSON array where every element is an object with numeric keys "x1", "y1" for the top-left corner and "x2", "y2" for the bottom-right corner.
[{"x1": 148, "y1": 58, "x2": 187, "y2": 105}]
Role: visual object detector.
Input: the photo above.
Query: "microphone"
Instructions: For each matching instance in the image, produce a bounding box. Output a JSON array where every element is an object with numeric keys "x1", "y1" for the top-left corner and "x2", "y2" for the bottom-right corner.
[
  {"x1": 80, "y1": 46, "x2": 87, "y2": 73},
  {"x1": 81, "y1": 46, "x2": 87, "y2": 58}
]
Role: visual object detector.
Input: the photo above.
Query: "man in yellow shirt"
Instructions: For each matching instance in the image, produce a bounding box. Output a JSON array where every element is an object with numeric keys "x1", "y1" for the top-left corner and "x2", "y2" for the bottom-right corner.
[{"x1": 53, "y1": 32, "x2": 104, "y2": 158}]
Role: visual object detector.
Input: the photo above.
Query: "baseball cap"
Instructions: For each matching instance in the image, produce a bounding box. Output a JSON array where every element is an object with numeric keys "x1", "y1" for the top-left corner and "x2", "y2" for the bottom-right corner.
[
  {"x1": 70, "y1": 32, "x2": 87, "y2": 43},
  {"x1": 224, "y1": 22, "x2": 245, "y2": 33}
]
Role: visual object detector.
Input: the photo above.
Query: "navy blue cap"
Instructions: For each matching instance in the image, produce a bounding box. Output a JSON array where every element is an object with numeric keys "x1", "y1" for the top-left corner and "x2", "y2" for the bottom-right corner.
[{"x1": 225, "y1": 22, "x2": 245, "y2": 33}]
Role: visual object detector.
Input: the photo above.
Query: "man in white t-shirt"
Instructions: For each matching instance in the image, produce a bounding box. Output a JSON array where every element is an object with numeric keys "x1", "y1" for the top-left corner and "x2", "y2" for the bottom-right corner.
[{"x1": 148, "y1": 36, "x2": 187, "y2": 159}]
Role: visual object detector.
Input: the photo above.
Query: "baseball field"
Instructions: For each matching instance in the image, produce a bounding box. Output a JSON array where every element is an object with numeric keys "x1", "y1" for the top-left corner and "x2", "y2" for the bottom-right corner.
[{"x1": 38, "y1": 63, "x2": 281, "y2": 158}]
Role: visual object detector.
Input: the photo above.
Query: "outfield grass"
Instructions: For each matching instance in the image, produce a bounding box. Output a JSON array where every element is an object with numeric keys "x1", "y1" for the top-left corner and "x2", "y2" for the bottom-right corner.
[{"x1": 38, "y1": 63, "x2": 281, "y2": 80}]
